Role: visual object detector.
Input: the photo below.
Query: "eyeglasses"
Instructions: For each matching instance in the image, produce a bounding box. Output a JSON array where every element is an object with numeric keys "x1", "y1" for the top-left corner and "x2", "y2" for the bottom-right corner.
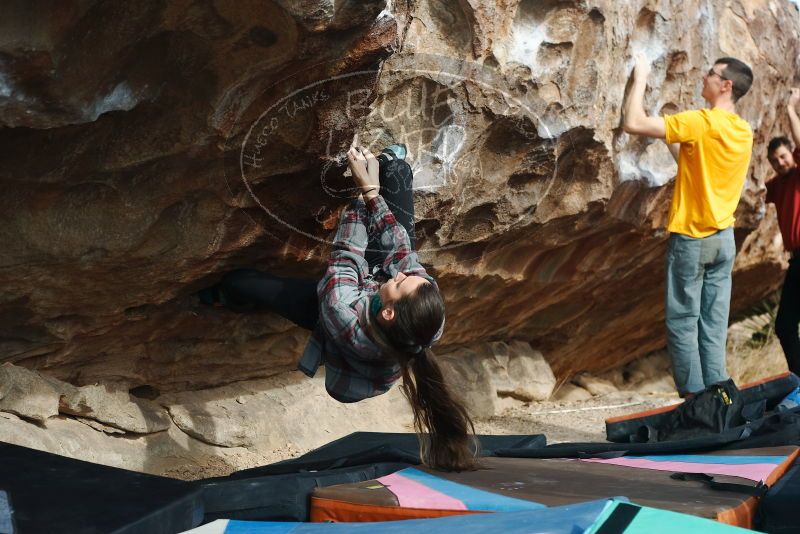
[{"x1": 707, "y1": 67, "x2": 728, "y2": 81}]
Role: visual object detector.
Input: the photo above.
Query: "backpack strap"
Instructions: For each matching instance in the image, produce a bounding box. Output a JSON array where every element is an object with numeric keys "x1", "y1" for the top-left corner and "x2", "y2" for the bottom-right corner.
[{"x1": 669, "y1": 472, "x2": 768, "y2": 497}]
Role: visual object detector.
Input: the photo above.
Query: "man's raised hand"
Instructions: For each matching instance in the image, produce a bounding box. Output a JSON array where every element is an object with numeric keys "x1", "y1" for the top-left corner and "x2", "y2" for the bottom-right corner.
[
  {"x1": 632, "y1": 53, "x2": 651, "y2": 82},
  {"x1": 787, "y1": 88, "x2": 800, "y2": 148}
]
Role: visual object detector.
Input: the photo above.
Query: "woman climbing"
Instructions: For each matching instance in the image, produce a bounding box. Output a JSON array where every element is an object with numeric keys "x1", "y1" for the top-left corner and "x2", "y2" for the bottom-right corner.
[{"x1": 201, "y1": 135, "x2": 477, "y2": 471}]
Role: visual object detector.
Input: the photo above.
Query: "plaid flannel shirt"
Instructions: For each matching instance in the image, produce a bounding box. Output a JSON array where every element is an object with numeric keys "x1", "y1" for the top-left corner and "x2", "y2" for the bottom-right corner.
[{"x1": 297, "y1": 195, "x2": 441, "y2": 403}]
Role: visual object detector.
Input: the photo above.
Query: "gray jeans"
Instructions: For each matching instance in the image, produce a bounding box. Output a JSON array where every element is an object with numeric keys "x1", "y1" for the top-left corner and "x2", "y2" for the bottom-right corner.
[{"x1": 665, "y1": 227, "x2": 735, "y2": 396}]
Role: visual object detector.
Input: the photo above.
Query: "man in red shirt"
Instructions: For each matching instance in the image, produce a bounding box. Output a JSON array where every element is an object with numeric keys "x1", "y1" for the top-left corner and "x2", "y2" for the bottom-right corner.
[{"x1": 766, "y1": 88, "x2": 800, "y2": 375}]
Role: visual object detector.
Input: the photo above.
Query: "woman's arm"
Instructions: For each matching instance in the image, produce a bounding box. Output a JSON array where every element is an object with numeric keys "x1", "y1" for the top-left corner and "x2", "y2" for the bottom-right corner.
[
  {"x1": 316, "y1": 138, "x2": 379, "y2": 354},
  {"x1": 319, "y1": 136, "x2": 381, "y2": 304},
  {"x1": 318, "y1": 198, "x2": 369, "y2": 300}
]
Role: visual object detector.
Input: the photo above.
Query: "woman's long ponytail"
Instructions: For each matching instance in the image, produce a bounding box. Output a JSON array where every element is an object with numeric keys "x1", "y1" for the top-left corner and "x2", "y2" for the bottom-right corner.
[
  {"x1": 399, "y1": 348, "x2": 477, "y2": 471},
  {"x1": 368, "y1": 282, "x2": 477, "y2": 471}
]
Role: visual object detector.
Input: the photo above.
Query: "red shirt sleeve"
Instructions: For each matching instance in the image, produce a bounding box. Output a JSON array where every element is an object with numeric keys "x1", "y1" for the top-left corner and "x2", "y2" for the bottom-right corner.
[{"x1": 766, "y1": 177, "x2": 775, "y2": 204}]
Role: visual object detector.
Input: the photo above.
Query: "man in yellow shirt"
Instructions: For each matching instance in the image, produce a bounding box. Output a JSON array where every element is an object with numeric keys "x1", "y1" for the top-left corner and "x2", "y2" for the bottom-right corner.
[{"x1": 623, "y1": 54, "x2": 754, "y2": 397}]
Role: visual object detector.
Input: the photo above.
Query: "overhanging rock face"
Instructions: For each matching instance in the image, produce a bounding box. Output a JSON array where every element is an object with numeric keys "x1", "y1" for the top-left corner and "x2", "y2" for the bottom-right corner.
[{"x1": 0, "y1": 1, "x2": 796, "y2": 391}]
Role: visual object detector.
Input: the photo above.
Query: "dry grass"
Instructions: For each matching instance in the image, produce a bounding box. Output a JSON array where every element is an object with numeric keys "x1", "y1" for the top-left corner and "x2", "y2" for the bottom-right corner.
[
  {"x1": 727, "y1": 334, "x2": 788, "y2": 385},
  {"x1": 727, "y1": 294, "x2": 789, "y2": 384}
]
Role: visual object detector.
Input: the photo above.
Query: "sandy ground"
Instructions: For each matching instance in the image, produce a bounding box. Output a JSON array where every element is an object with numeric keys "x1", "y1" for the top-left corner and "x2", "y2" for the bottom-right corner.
[
  {"x1": 475, "y1": 333, "x2": 789, "y2": 446},
  {"x1": 474, "y1": 391, "x2": 681, "y2": 444},
  {"x1": 472, "y1": 335, "x2": 786, "y2": 445}
]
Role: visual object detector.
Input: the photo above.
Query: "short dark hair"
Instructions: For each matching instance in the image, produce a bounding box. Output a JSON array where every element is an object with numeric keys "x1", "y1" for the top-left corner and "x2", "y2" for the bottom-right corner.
[
  {"x1": 715, "y1": 57, "x2": 753, "y2": 102},
  {"x1": 768, "y1": 136, "x2": 793, "y2": 155}
]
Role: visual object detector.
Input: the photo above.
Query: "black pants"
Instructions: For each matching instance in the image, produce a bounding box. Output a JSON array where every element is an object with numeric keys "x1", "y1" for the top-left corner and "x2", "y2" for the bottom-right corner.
[
  {"x1": 219, "y1": 158, "x2": 416, "y2": 331},
  {"x1": 776, "y1": 256, "x2": 800, "y2": 376}
]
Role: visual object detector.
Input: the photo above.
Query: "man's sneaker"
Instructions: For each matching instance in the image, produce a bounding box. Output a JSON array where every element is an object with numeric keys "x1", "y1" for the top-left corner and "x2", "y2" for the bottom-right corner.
[{"x1": 378, "y1": 143, "x2": 407, "y2": 163}]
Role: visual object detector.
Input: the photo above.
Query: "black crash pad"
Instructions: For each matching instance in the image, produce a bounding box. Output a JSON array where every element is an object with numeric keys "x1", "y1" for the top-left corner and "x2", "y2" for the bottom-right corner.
[
  {"x1": 222, "y1": 432, "x2": 547, "y2": 478},
  {"x1": 0, "y1": 441, "x2": 203, "y2": 534},
  {"x1": 200, "y1": 432, "x2": 546, "y2": 522},
  {"x1": 756, "y1": 458, "x2": 800, "y2": 533}
]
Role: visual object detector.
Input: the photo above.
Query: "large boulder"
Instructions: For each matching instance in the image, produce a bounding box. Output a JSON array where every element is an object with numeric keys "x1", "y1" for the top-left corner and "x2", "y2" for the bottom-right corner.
[
  {"x1": 0, "y1": 0, "x2": 795, "y2": 393},
  {"x1": 438, "y1": 340, "x2": 557, "y2": 417},
  {"x1": 0, "y1": 363, "x2": 60, "y2": 422},
  {"x1": 0, "y1": 371, "x2": 413, "y2": 478},
  {"x1": 160, "y1": 370, "x2": 412, "y2": 449},
  {"x1": 55, "y1": 382, "x2": 172, "y2": 434}
]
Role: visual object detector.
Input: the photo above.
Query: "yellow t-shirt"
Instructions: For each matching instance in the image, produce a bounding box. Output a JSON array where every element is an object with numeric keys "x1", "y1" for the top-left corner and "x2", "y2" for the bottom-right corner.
[{"x1": 663, "y1": 108, "x2": 753, "y2": 237}]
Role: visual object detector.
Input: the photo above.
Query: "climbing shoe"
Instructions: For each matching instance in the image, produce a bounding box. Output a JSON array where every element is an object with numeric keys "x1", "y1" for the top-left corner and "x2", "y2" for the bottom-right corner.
[{"x1": 378, "y1": 143, "x2": 407, "y2": 163}]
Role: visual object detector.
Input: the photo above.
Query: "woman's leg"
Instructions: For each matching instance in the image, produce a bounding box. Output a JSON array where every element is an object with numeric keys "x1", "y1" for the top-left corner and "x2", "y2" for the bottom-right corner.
[
  {"x1": 216, "y1": 269, "x2": 319, "y2": 331},
  {"x1": 366, "y1": 158, "x2": 416, "y2": 269}
]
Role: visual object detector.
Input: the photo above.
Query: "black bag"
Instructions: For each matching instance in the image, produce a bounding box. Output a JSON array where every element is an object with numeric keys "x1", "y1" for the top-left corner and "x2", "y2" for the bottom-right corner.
[{"x1": 656, "y1": 379, "x2": 746, "y2": 441}]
